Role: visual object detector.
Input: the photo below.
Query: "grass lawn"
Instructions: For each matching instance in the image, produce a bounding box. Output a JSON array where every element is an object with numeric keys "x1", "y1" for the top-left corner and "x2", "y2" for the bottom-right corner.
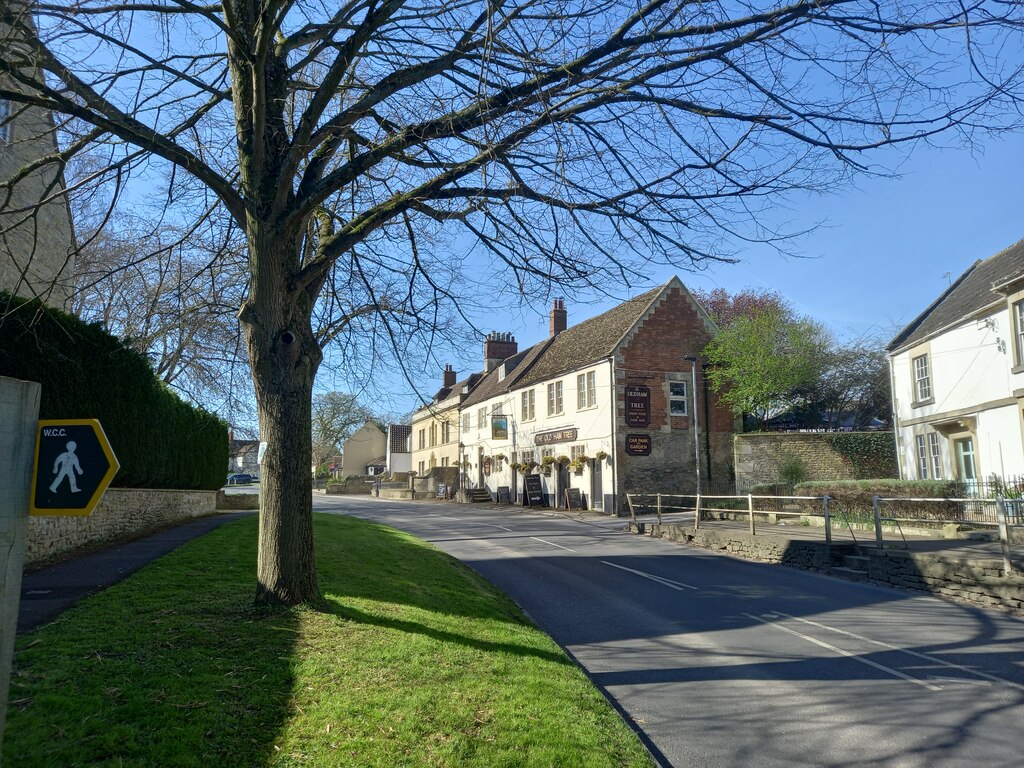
[{"x1": 4, "y1": 514, "x2": 653, "y2": 767}]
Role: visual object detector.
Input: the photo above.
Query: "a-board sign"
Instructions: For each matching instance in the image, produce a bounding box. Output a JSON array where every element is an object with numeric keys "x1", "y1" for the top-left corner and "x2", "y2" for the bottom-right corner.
[
  {"x1": 624, "y1": 385, "x2": 651, "y2": 427},
  {"x1": 625, "y1": 433, "x2": 652, "y2": 456},
  {"x1": 497, "y1": 486, "x2": 512, "y2": 504},
  {"x1": 524, "y1": 474, "x2": 544, "y2": 506},
  {"x1": 31, "y1": 419, "x2": 120, "y2": 516},
  {"x1": 564, "y1": 487, "x2": 584, "y2": 510},
  {"x1": 436, "y1": 483, "x2": 447, "y2": 498}
]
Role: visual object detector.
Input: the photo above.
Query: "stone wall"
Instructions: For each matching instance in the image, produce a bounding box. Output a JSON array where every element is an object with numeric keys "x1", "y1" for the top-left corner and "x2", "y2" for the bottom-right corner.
[
  {"x1": 631, "y1": 520, "x2": 1024, "y2": 614},
  {"x1": 734, "y1": 433, "x2": 861, "y2": 492},
  {"x1": 26, "y1": 488, "x2": 217, "y2": 566}
]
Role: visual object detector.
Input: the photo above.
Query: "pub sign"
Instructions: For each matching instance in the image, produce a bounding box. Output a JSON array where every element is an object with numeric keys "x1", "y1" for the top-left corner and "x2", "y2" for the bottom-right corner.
[{"x1": 625, "y1": 385, "x2": 650, "y2": 427}]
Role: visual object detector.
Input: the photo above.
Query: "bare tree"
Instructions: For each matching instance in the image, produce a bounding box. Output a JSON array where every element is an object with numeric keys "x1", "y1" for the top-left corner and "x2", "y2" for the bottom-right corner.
[
  {"x1": 2, "y1": 0, "x2": 1023, "y2": 604},
  {"x1": 311, "y1": 391, "x2": 372, "y2": 470}
]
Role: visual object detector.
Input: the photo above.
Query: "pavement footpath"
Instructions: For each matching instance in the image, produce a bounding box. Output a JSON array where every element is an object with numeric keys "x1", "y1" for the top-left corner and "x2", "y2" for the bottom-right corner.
[{"x1": 17, "y1": 511, "x2": 255, "y2": 634}]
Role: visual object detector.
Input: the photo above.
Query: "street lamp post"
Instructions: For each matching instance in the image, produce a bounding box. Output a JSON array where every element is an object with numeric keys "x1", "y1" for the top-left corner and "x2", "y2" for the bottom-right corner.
[{"x1": 683, "y1": 355, "x2": 701, "y2": 497}]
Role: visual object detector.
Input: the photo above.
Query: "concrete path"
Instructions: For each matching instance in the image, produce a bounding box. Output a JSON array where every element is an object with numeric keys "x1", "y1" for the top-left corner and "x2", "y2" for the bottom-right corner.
[{"x1": 18, "y1": 511, "x2": 254, "y2": 634}]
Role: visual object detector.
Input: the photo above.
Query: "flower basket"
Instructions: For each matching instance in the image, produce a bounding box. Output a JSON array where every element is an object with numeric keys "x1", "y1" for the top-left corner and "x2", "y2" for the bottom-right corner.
[
  {"x1": 594, "y1": 450, "x2": 609, "y2": 461},
  {"x1": 540, "y1": 455, "x2": 557, "y2": 467},
  {"x1": 556, "y1": 455, "x2": 571, "y2": 465}
]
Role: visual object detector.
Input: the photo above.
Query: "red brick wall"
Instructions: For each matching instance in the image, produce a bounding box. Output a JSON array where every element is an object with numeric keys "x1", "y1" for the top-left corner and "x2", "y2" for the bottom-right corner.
[{"x1": 613, "y1": 283, "x2": 737, "y2": 505}]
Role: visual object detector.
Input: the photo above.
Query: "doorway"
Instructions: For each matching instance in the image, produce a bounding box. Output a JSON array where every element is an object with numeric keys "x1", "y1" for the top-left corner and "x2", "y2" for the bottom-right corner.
[{"x1": 590, "y1": 459, "x2": 603, "y2": 511}]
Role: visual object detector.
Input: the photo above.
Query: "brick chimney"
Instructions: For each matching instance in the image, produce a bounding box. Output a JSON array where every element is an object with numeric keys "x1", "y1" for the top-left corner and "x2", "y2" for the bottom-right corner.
[
  {"x1": 442, "y1": 363, "x2": 456, "y2": 388},
  {"x1": 549, "y1": 298, "x2": 567, "y2": 336},
  {"x1": 484, "y1": 332, "x2": 518, "y2": 371}
]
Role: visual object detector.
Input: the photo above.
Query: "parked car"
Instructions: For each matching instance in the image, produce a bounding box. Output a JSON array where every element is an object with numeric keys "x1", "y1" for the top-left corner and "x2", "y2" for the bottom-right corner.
[{"x1": 225, "y1": 473, "x2": 254, "y2": 485}]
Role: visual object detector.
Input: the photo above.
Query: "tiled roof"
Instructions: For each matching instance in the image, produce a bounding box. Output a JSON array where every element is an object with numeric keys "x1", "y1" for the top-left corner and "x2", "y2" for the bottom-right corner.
[
  {"x1": 461, "y1": 282, "x2": 669, "y2": 408},
  {"x1": 427, "y1": 372, "x2": 483, "y2": 406},
  {"x1": 888, "y1": 238, "x2": 1024, "y2": 353},
  {"x1": 388, "y1": 424, "x2": 411, "y2": 453}
]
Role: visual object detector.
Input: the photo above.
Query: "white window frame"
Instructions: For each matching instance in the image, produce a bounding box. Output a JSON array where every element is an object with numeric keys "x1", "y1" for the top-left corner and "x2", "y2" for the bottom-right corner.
[
  {"x1": 570, "y1": 444, "x2": 586, "y2": 460},
  {"x1": 913, "y1": 354, "x2": 932, "y2": 401},
  {"x1": 1014, "y1": 300, "x2": 1024, "y2": 366},
  {"x1": 928, "y1": 432, "x2": 942, "y2": 479},
  {"x1": 669, "y1": 377, "x2": 688, "y2": 416},
  {"x1": 462, "y1": 413, "x2": 470, "y2": 433},
  {"x1": 916, "y1": 434, "x2": 929, "y2": 479},
  {"x1": 477, "y1": 407, "x2": 486, "y2": 429},
  {"x1": 418, "y1": 429, "x2": 426, "y2": 450},
  {"x1": 547, "y1": 381, "x2": 563, "y2": 416},
  {"x1": 577, "y1": 371, "x2": 596, "y2": 409},
  {"x1": 521, "y1": 389, "x2": 535, "y2": 421}
]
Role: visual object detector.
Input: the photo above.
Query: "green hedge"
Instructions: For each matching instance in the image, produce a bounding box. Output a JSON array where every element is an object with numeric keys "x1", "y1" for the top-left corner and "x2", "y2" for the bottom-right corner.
[
  {"x1": 794, "y1": 479, "x2": 961, "y2": 519},
  {"x1": 0, "y1": 293, "x2": 228, "y2": 490}
]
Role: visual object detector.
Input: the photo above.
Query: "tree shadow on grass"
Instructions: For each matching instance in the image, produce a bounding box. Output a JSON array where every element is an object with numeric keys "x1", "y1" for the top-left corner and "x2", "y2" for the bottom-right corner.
[{"x1": 4, "y1": 519, "x2": 300, "y2": 768}]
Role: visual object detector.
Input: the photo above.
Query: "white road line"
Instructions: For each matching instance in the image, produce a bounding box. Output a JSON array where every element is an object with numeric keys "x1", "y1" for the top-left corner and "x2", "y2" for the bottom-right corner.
[
  {"x1": 601, "y1": 561, "x2": 698, "y2": 591},
  {"x1": 744, "y1": 613, "x2": 942, "y2": 691},
  {"x1": 770, "y1": 611, "x2": 1024, "y2": 692},
  {"x1": 530, "y1": 537, "x2": 576, "y2": 552}
]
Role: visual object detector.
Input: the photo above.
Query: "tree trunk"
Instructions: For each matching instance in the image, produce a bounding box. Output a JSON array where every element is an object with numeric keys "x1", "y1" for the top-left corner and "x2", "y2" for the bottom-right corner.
[{"x1": 242, "y1": 234, "x2": 323, "y2": 606}]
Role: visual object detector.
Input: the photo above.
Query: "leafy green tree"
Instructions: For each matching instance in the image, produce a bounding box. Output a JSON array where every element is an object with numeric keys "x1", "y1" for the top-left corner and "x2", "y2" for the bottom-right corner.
[{"x1": 704, "y1": 305, "x2": 831, "y2": 428}]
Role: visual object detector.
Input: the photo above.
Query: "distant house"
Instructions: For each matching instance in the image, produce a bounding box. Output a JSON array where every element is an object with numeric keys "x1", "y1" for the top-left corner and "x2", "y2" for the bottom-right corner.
[
  {"x1": 341, "y1": 421, "x2": 387, "y2": 477},
  {"x1": 0, "y1": 6, "x2": 76, "y2": 306},
  {"x1": 386, "y1": 424, "x2": 412, "y2": 474},
  {"x1": 888, "y1": 239, "x2": 1024, "y2": 483},
  {"x1": 229, "y1": 439, "x2": 261, "y2": 477},
  {"x1": 410, "y1": 366, "x2": 484, "y2": 476}
]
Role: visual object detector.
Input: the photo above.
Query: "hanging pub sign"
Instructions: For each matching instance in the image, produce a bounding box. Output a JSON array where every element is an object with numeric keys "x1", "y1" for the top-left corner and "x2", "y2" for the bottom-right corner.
[
  {"x1": 624, "y1": 385, "x2": 651, "y2": 427},
  {"x1": 491, "y1": 414, "x2": 509, "y2": 440},
  {"x1": 625, "y1": 433, "x2": 652, "y2": 456},
  {"x1": 534, "y1": 428, "x2": 578, "y2": 446}
]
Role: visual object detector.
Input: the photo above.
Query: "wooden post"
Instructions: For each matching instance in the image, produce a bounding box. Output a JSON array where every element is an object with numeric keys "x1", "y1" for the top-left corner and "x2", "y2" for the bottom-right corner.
[
  {"x1": 872, "y1": 496, "x2": 883, "y2": 549},
  {"x1": 694, "y1": 493, "x2": 702, "y2": 531},
  {"x1": 823, "y1": 496, "x2": 831, "y2": 544},
  {"x1": 996, "y1": 497, "x2": 1013, "y2": 577},
  {"x1": 656, "y1": 493, "x2": 662, "y2": 525},
  {"x1": 0, "y1": 377, "x2": 41, "y2": 752},
  {"x1": 748, "y1": 493, "x2": 755, "y2": 535}
]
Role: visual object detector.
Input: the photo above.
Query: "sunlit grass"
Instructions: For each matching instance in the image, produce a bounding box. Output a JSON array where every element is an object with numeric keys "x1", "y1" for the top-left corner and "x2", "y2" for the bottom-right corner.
[{"x1": 5, "y1": 514, "x2": 652, "y2": 767}]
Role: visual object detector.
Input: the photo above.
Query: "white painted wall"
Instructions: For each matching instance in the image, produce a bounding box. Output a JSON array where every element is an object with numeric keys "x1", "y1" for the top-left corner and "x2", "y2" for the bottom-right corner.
[
  {"x1": 461, "y1": 359, "x2": 616, "y2": 508},
  {"x1": 892, "y1": 304, "x2": 1024, "y2": 480}
]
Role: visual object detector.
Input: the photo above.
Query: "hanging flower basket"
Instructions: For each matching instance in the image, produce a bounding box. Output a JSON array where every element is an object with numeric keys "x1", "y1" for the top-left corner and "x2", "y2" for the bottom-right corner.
[
  {"x1": 594, "y1": 450, "x2": 609, "y2": 461},
  {"x1": 540, "y1": 455, "x2": 557, "y2": 467},
  {"x1": 556, "y1": 455, "x2": 571, "y2": 465}
]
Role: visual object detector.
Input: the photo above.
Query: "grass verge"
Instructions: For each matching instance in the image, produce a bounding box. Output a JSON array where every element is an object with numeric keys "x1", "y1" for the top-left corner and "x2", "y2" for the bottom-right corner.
[{"x1": 5, "y1": 513, "x2": 652, "y2": 767}]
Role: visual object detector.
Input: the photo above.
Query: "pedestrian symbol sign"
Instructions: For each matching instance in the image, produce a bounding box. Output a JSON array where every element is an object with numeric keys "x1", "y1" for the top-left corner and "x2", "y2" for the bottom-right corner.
[{"x1": 30, "y1": 419, "x2": 119, "y2": 516}]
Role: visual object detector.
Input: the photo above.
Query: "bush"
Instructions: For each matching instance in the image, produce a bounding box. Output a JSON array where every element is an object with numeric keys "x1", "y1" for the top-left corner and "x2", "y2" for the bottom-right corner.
[
  {"x1": 795, "y1": 479, "x2": 961, "y2": 519},
  {"x1": 778, "y1": 454, "x2": 807, "y2": 486},
  {"x1": 0, "y1": 293, "x2": 228, "y2": 490},
  {"x1": 823, "y1": 432, "x2": 898, "y2": 479}
]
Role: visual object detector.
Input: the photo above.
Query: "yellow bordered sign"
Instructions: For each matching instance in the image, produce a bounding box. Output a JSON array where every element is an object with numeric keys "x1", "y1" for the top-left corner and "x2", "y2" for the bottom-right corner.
[{"x1": 30, "y1": 419, "x2": 120, "y2": 516}]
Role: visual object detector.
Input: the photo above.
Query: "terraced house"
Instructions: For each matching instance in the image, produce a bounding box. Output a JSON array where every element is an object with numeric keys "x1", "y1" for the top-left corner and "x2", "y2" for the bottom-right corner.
[
  {"x1": 410, "y1": 365, "x2": 483, "y2": 476},
  {"x1": 458, "y1": 278, "x2": 737, "y2": 514},
  {"x1": 888, "y1": 239, "x2": 1024, "y2": 484}
]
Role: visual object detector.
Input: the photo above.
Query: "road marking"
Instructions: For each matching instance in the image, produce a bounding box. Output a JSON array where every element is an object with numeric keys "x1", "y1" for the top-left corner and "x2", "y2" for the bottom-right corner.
[
  {"x1": 530, "y1": 537, "x2": 576, "y2": 552},
  {"x1": 601, "y1": 561, "x2": 698, "y2": 591},
  {"x1": 744, "y1": 613, "x2": 942, "y2": 691},
  {"x1": 770, "y1": 611, "x2": 1024, "y2": 692}
]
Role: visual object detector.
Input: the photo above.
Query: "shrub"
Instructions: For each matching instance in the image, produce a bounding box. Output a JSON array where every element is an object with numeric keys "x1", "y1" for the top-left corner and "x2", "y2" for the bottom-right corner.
[
  {"x1": 795, "y1": 479, "x2": 961, "y2": 520},
  {"x1": 778, "y1": 454, "x2": 807, "y2": 486},
  {"x1": 0, "y1": 293, "x2": 228, "y2": 490}
]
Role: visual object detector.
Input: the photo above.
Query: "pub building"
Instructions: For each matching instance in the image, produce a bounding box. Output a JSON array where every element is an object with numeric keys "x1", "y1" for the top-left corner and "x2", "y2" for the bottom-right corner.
[{"x1": 457, "y1": 278, "x2": 738, "y2": 514}]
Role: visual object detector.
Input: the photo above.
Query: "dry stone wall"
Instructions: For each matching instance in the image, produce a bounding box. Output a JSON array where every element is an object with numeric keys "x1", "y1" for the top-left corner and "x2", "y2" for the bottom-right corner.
[
  {"x1": 734, "y1": 433, "x2": 859, "y2": 492},
  {"x1": 26, "y1": 488, "x2": 217, "y2": 566}
]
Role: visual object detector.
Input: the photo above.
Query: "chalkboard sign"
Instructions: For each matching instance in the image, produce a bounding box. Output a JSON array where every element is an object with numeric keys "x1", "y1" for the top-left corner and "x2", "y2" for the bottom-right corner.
[
  {"x1": 436, "y1": 483, "x2": 447, "y2": 498},
  {"x1": 524, "y1": 474, "x2": 544, "y2": 506},
  {"x1": 564, "y1": 488, "x2": 584, "y2": 510},
  {"x1": 497, "y1": 486, "x2": 511, "y2": 504}
]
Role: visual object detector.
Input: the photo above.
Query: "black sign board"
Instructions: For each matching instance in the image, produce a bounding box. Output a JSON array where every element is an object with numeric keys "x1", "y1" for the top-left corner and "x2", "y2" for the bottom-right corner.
[
  {"x1": 625, "y1": 385, "x2": 651, "y2": 427},
  {"x1": 436, "y1": 483, "x2": 447, "y2": 498},
  {"x1": 564, "y1": 487, "x2": 584, "y2": 510},
  {"x1": 625, "y1": 433, "x2": 652, "y2": 456},
  {"x1": 524, "y1": 474, "x2": 544, "y2": 506},
  {"x1": 31, "y1": 420, "x2": 119, "y2": 515},
  {"x1": 497, "y1": 486, "x2": 512, "y2": 504},
  {"x1": 535, "y1": 428, "x2": 578, "y2": 446}
]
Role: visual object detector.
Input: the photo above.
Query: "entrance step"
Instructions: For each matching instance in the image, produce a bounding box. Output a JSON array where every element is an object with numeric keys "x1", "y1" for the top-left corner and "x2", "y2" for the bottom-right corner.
[{"x1": 467, "y1": 489, "x2": 493, "y2": 503}]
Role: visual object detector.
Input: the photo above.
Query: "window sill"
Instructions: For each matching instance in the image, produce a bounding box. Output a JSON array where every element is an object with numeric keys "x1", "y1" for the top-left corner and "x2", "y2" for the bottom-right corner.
[
  {"x1": 1012, "y1": 364, "x2": 1024, "y2": 375},
  {"x1": 577, "y1": 404, "x2": 597, "y2": 413},
  {"x1": 911, "y1": 397, "x2": 935, "y2": 408}
]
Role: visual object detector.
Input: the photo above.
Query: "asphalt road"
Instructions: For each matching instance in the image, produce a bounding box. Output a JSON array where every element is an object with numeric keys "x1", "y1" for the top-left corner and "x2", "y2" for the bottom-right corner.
[{"x1": 314, "y1": 494, "x2": 1024, "y2": 768}]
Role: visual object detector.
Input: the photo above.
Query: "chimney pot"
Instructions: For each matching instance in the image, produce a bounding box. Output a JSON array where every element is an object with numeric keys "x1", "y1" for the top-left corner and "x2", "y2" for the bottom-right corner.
[
  {"x1": 484, "y1": 332, "x2": 519, "y2": 371},
  {"x1": 550, "y1": 297, "x2": 568, "y2": 336}
]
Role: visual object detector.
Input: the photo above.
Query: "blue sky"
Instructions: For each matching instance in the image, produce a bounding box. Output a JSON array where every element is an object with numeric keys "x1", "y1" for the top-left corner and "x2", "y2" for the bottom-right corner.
[{"x1": 367, "y1": 130, "x2": 1024, "y2": 417}]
